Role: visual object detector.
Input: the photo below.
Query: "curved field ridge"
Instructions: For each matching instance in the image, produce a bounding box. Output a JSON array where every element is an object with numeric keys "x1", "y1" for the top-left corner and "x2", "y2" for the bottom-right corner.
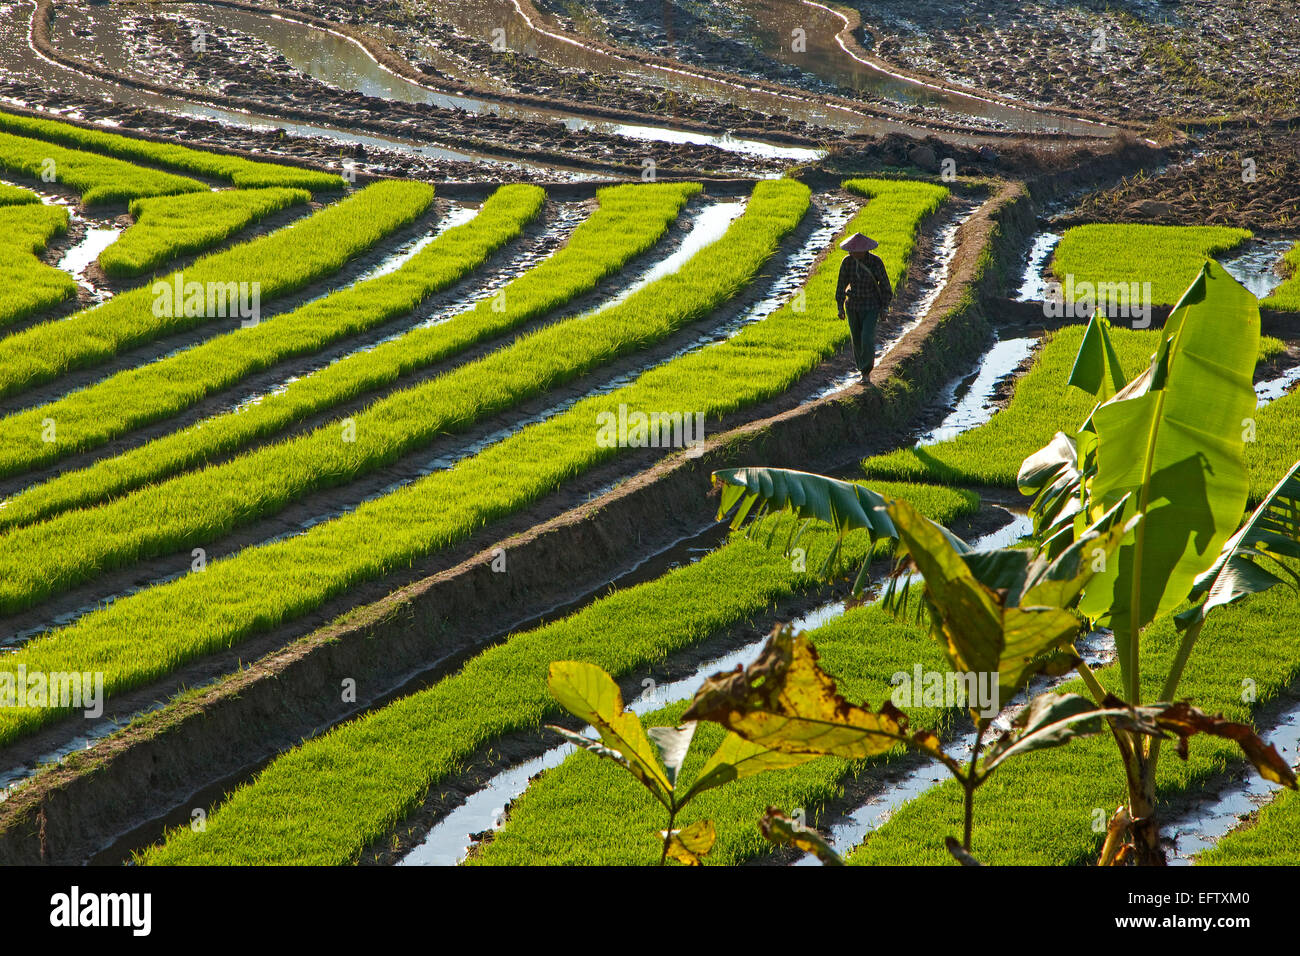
[
  {"x1": 142, "y1": 484, "x2": 976, "y2": 865},
  {"x1": 0, "y1": 179, "x2": 435, "y2": 399},
  {"x1": 0, "y1": 182, "x2": 696, "y2": 529},
  {"x1": 0, "y1": 183, "x2": 543, "y2": 485},
  {"x1": 98, "y1": 187, "x2": 313, "y2": 278},
  {"x1": 0, "y1": 180, "x2": 802, "y2": 614},
  {"x1": 0, "y1": 202, "x2": 76, "y2": 329},
  {"x1": 1051, "y1": 223, "x2": 1253, "y2": 307},
  {"x1": 846, "y1": 584, "x2": 1300, "y2": 865},
  {"x1": 0, "y1": 110, "x2": 344, "y2": 192},
  {"x1": 0, "y1": 177, "x2": 940, "y2": 749},
  {"x1": 0, "y1": 129, "x2": 205, "y2": 205},
  {"x1": 861, "y1": 324, "x2": 1292, "y2": 499}
]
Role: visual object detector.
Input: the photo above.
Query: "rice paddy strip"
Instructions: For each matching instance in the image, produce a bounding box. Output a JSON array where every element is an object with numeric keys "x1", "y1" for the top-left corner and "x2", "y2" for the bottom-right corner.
[
  {"x1": 861, "y1": 325, "x2": 1290, "y2": 498},
  {"x1": 0, "y1": 184, "x2": 39, "y2": 206},
  {"x1": 0, "y1": 181, "x2": 804, "y2": 613},
  {"x1": 1197, "y1": 782, "x2": 1300, "y2": 865},
  {"x1": 0, "y1": 110, "x2": 344, "y2": 193},
  {"x1": 0, "y1": 179, "x2": 434, "y2": 399},
  {"x1": 846, "y1": 583, "x2": 1300, "y2": 865},
  {"x1": 469, "y1": 601, "x2": 956, "y2": 866},
  {"x1": 98, "y1": 188, "x2": 313, "y2": 278},
  {"x1": 0, "y1": 183, "x2": 545, "y2": 485},
  {"x1": 141, "y1": 483, "x2": 976, "y2": 865},
  {"x1": 1260, "y1": 241, "x2": 1300, "y2": 313},
  {"x1": 0, "y1": 202, "x2": 77, "y2": 329},
  {"x1": 0, "y1": 183, "x2": 695, "y2": 528},
  {"x1": 1051, "y1": 224, "x2": 1253, "y2": 307},
  {"x1": 0, "y1": 129, "x2": 206, "y2": 206},
  {"x1": 0, "y1": 177, "x2": 932, "y2": 748}
]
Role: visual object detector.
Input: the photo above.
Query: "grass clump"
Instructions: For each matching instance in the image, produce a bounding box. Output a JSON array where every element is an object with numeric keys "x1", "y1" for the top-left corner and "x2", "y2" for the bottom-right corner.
[
  {"x1": 0, "y1": 129, "x2": 205, "y2": 205},
  {"x1": 99, "y1": 187, "x2": 312, "y2": 277},
  {"x1": 1052, "y1": 224, "x2": 1252, "y2": 306},
  {"x1": 0, "y1": 203, "x2": 76, "y2": 329},
  {"x1": 0, "y1": 110, "x2": 344, "y2": 192}
]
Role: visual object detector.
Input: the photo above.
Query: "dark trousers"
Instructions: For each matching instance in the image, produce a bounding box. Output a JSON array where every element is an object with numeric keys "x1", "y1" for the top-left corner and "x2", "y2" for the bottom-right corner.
[{"x1": 846, "y1": 305, "x2": 879, "y2": 373}]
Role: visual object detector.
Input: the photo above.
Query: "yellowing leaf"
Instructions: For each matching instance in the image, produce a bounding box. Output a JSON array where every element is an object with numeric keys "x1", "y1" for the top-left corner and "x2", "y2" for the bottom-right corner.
[
  {"x1": 661, "y1": 820, "x2": 717, "y2": 866},
  {"x1": 547, "y1": 661, "x2": 672, "y2": 808}
]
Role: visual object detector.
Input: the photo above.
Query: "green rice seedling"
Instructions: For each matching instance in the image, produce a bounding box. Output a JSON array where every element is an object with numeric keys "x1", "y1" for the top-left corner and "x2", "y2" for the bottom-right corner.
[
  {"x1": 141, "y1": 483, "x2": 975, "y2": 865},
  {"x1": 847, "y1": 583, "x2": 1300, "y2": 865},
  {"x1": 0, "y1": 183, "x2": 694, "y2": 525},
  {"x1": 0, "y1": 179, "x2": 434, "y2": 398},
  {"x1": 0, "y1": 178, "x2": 939, "y2": 748},
  {"x1": 98, "y1": 187, "x2": 312, "y2": 278},
  {"x1": 0, "y1": 130, "x2": 206, "y2": 206},
  {"x1": 1260, "y1": 240, "x2": 1300, "y2": 312},
  {"x1": 0, "y1": 109, "x2": 344, "y2": 192},
  {"x1": 1051, "y1": 223, "x2": 1252, "y2": 306},
  {"x1": 0, "y1": 203, "x2": 76, "y2": 328},
  {"x1": 0, "y1": 181, "x2": 805, "y2": 613},
  {"x1": 0, "y1": 183, "x2": 39, "y2": 206}
]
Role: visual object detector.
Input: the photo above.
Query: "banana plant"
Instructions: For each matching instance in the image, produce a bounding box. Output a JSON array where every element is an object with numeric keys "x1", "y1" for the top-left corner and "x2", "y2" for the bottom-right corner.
[
  {"x1": 1019, "y1": 263, "x2": 1299, "y2": 863},
  {"x1": 705, "y1": 261, "x2": 1297, "y2": 864},
  {"x1": 684, "y1": 496, "x2": 1137, "y2": 860},
  {"x1": 544, "y1": 660, "x2": 815, "y2": 865}
]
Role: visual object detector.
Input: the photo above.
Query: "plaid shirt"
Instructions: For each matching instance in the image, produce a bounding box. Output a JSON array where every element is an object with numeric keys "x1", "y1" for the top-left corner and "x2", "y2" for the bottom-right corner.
[{"x1": 835, "y1": 253, "x2": 893, "y2": 313}]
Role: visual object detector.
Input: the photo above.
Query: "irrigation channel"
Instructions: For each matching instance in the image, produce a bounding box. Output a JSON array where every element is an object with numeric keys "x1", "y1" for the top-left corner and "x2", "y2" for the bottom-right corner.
[
  {"x1": 1163, "y1": 698, "x2": 1300, "y2": 864},
  {"x1": 0, "y1": 175, "x2": 122, "y2": 308}
]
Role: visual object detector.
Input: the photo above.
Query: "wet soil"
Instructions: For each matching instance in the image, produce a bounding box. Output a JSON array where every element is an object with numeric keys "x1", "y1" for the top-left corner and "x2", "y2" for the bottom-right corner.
[
  {"x1": 1068, "y1": 124, "x2": 1300, "y2": 231},
  {"x1": 39, "y1": 2, "x2": 787, "y2": 178},
  {"x1": 849, "y1": 0, "x2": 1300, "y2": 123}
]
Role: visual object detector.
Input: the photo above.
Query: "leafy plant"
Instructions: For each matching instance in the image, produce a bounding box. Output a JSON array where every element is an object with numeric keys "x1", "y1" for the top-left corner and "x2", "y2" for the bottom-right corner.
[
  {"x1": 702, "y1": 261, "x2": 1298, "y2": 864},
  {"x1": 1020, "y1": 262, "x2": 1299, "y2": 862},
  {"x1": 686, "y1": 488, "x2": 1139, "y2": 861},
  {"x1": 545, "y1": 661, "x2": 813, "y2": 864}
]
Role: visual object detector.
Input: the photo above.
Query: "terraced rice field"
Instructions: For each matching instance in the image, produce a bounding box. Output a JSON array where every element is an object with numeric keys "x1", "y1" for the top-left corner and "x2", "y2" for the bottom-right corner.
[{"x1": 0, "y1": 10, "x2": 1297, "y2": 895}]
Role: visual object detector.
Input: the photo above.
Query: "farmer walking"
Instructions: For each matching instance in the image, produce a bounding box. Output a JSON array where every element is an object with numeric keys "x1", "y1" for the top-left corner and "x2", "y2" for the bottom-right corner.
[{"x1": 835, "y1": 232, "x2": 892, "y2": 378}]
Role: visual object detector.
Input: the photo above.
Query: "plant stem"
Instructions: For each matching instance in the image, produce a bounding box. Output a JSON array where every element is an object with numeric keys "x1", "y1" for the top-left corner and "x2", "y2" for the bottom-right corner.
[
  {"x1": 1148, "y1": 616, "x2": 1206, "y2": 775},
  {"x1": 963, "y1": 722, "x2": 987, "y2": 851},
  {"x1": 659, "y1": 804, "x2": 677, "y2": 866}
]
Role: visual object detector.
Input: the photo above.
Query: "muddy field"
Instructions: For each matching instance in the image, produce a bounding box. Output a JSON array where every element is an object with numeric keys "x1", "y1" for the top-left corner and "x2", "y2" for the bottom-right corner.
[
  {"x1": 851, "y1": 0, "x2": 1300, "y2": 122},
  {"x1": 1068, "y1": 123, "x2": 1300, "y2": 231}
]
